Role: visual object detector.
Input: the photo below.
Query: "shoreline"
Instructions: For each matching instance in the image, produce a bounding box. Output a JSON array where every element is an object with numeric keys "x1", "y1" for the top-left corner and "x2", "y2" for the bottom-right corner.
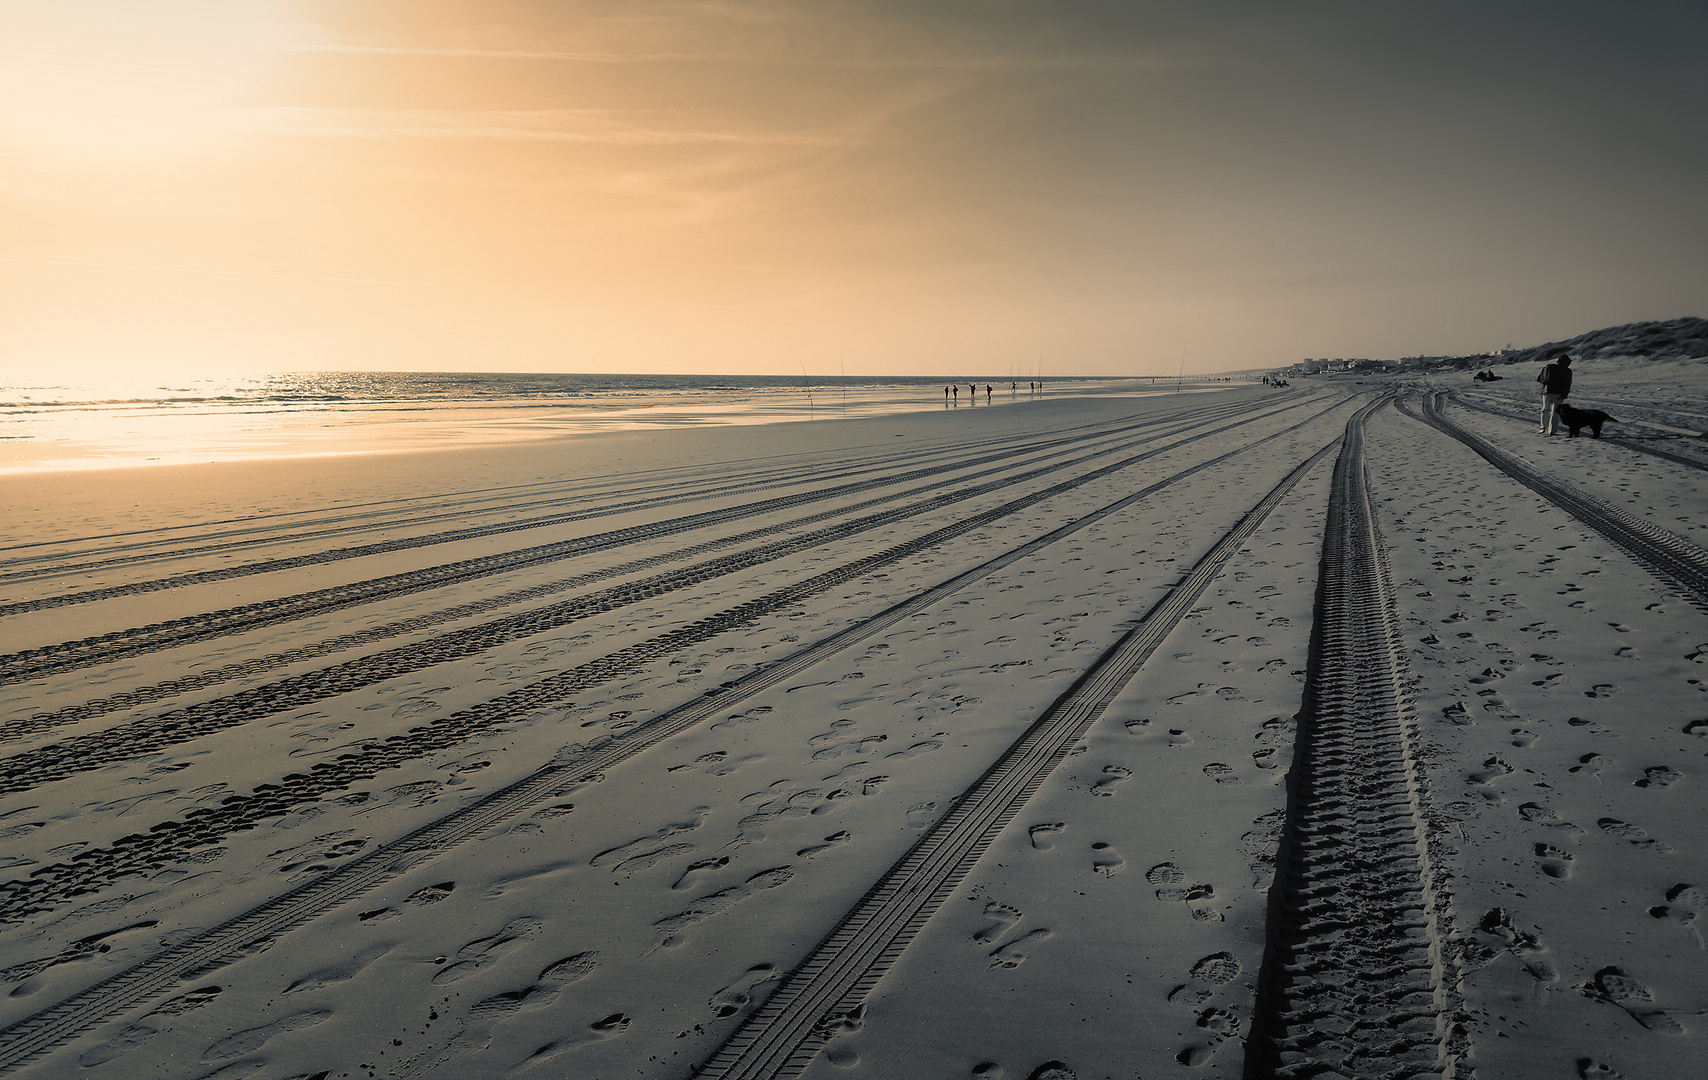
[{"x1": 0, "y1": 376, "x2": 1236, "y2": 477}]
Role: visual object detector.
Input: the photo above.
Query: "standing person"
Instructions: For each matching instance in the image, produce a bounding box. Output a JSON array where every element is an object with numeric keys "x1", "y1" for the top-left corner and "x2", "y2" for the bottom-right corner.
[
  {"x1": 951, "y1": 385, "x2": 958, "y2": 401},
  {"x1": 984, "y1": 384, "x2": 992, "y2": 400},
  {"x1": 1537, "y1": 355, "x2": 1573, "y2": 434},
  {"x1": 945, "y1": 386, "x2": 951, "y2": 402}
]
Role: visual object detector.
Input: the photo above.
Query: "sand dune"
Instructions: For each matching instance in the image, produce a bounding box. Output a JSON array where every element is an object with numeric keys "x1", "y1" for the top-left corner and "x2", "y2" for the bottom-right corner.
[{"x1": 1, "y1": 374, "x2": 1703, "y2": 1079}]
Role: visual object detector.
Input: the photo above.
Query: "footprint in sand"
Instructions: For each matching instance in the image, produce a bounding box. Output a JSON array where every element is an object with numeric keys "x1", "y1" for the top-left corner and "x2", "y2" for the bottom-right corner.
[
  {"x1": 525, "y1": 1012, "x2": 631, "y2": 1062},
  {"x1": 473, "y1": 985, "x2": 553, "y2": 1017},
  {"x1": 1635, "y1": 766, "x2": 1683, "y2": 789},
  {"x1": 1510, "y1": 728, "x2": 1537, "y2": 748},
  {"x1": 1189, "y1": 952, "x2": 1240, "y2": 984},
  {"x1": 815, "y1": 1002, "x2": 866, "y2": 1067},
  {"x1": 1167, "y1": 984, "x2": 1212, "y2": 1006},
  {"x1": 1599, "y1": 818, "x2": 1670, "y2": 852},
  {"x1": 973, "y1": 902, "x2": 1022, "y2": 944},
  {"x1": 285, "y1": 947, "x2": 393, "y2": 995},
  {"x1": 1566, "y1": 715, "x2": 1618, "y2": 737},
  {"x1": 1167, "y1": 729, "x2": 1193, "y2": 746},
  {"x1": 1025, "y1": 1062, "x2": 1077, "y2": 1080},
  {"x1": 988, "y1": 928, "x2": 1052, "y2": 969},
  {"x1": 1519, "y1": 802, "x2": 1578, "y2": 832},
  {"x1": 1090, "y1": 842, "x2": 1125, "y2": 877},
  {"x1": 1089, "y1": 766, "x2": 1132, "y2": 796},
  {"x1": 671, "y1": 857, "x2": 730, "y2": 889},
  {"x1": 615, "y1": 843, "x2": 696, "y2": 876},
  {"x1": 797, "y1": 832, "x2": 851, "y2": 859},
  {"x1": 709, "y1": 963, "x2": 779, "y2": 1018},
  {"x1": 1535, "y1": 842, "x2": 1575, "y2": 879},
  {"x1": 1167, "y1": 954, "x2": 1244, "y2": 1066},
  {"x1": 1649, "y1": 884, "x2": 1707, "y2": 948},
  {"x1": 906, "y1": 803, "x2": 939, "y2": 829},
  {"x1": 1123, "y1": 718, "x2": 1152, "y2": 735},
  {"x1": 1252, "y1": 748, "x2": 1278, "y2": 770},
  {"x1": 1028, "y1": 822, "x2": 1066, "y2": 849},
  {"x1": 1176, "y1": 1006, "x2": 1242, "y2": 1067},
  {"x1": 433, "y1": 918, "x2": 545, "y2": 985},
  {"x1": 654, "y1": 867, "x2": 793, "y2": 946},
  {"x1": 885, "y1": 740, "x2": 943, "y2": 760},
  {"x1": 591, "y1": 808, "x2": 712, "y2": 868},
  {"x1": 1569, "y1": 753, "x2": 1604, "y2": 781},
  {"x1": 1469, "y1": 755, "x2": 1515, "y2": 784},
  {"x1": 1577, "y1": 1061, "x2": 1628, "y2": 1079},
  {"x1": 1477, "y1": 908, "x2": 1556, "y2": 980},
  {"x1": 539, "y1": 952, "x2": 598, "y2": 986},
  {"x1": 201, "y1": 1010, "x2": 331, "y2": 1062},
  {"x1": 1149, "y1": 866, "x2": 1218, "y2": 917},
  {"x1": 1586, "y1": 966, "x2": 1684, "y2": 1033},
  {"x1": 1202, "y1": 763, "x2": 1241, "y2": 786},
  {"x1": 1146, "y1": 862, "x2": 1184, "y2": 886},
  {"x1": 76, "y1": 987, "x2": 225, "y2": 1067}
]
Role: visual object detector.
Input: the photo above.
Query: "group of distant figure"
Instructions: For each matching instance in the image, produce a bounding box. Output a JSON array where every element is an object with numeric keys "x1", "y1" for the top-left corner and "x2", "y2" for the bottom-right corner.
[
  {"x1": 1261, "y1": 376, "x2": 1290, "y2": 388},
  {"x1": 1472, "y1": 369, "x2": 1504, "y2": 381},
  {"x1": 945, "y1": 382, "x2": 1043, "y2": 404}
]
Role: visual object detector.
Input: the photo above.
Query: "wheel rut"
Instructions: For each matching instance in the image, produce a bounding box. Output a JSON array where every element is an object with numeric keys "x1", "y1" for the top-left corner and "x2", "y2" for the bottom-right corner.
[
  {"x1": 0, "y1": 404, "x2": 1352, "y2": 1072},
  {"x1": 0, "y1": 415, "x2": 1094, "y2": 581},
  {"x1": 0, "y1": 405, "x2": 1149, "y2": 576},
  {"x1": 1247, "y1": 397, "x2": 1465, "y2": 1080},
  {"x1": 0, "y1": 401, "x2": 1341, "y2": 788},
  {"x1": 1406, "y1": 391, "x2": 1708, "y2": 612},
  {"x1": 1444, "y1": 390, "x2": 1708, "y2": 472},
  {"x1": 0, "y1": 401, "x2": 1259, "y2": 618},
  {"x1": 0, "y1": 401, "x2": 1351, "y2": 924},
  {"x1": 0, "y1": 399, "x2": 1276, "y2": 683},
  {"x1": 693, "y1": 425, "x2": 1342, "y2": 1080}
]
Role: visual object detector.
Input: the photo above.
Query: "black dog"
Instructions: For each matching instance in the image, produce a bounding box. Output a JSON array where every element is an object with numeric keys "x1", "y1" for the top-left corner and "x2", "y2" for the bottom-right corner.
[{"x1": 1555, "y1": 403, "x2": 1617, "y2": 438}]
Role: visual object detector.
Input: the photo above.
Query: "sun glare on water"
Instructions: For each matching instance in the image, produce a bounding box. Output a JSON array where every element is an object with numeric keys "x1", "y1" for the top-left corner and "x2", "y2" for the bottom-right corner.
[{"x1": 0, "y1": 0, "x2": 287, "y2": 154}]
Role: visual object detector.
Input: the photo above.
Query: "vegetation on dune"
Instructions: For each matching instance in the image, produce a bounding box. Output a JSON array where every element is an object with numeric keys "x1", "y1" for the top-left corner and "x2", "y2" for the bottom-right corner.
[{"x1": 1402, "y1": 316, "x2": 1708, "y2": 370}]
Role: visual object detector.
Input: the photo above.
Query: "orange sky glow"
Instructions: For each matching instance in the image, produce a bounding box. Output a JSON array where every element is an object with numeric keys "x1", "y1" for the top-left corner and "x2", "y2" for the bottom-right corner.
[{"x1": 1, "y1": 0, "x2": 1704, "y2": 380}]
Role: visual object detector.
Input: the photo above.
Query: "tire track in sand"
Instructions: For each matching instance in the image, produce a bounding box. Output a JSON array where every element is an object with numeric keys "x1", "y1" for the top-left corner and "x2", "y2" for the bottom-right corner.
[
  {"x1": 2, "y1": 399, "x2": 1267, "y2": 681},
  {"x1": 0, "y1": 402, "x2": 1354, "y2": 1073},
  {"x1": 0, "y1": 401, "x2": 1352, "y2": 921},
  {"x1": 3, "y1": 403, "x2": 1273, "y2": 736},
  {"x1": 1246, "y1": 397, "x2": 1466, "y2": 1079},
  {"x1": 694, "y1": 424, "x2": 1346, "y2": 1080},
  {"x1": 1406, "y1": 392, "x2": 1708, "y2": 612},
  {"x1": 0, "y1": 402, "x2": 1329, "y2": 791},
  {"x1": 1443, "y1": 389, "x2": 1708, "y2": 473}
]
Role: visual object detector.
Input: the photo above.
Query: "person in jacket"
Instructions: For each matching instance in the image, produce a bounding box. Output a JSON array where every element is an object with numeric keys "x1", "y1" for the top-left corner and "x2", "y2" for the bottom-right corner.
[{"x1": 1537, "y1": 355, "x2": 1573, "y2": 434}]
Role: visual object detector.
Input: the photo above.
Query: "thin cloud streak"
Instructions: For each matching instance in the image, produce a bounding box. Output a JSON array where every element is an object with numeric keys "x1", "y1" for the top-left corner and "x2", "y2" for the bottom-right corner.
[
  {"x1": 256, "y1": 108, "x2": 843, "y2": 147},
  {"x1": 272, "y1": 42, "x2": 1184, "y2": 72},
  {"x1": 0, "y1": 258, "x2": 453, "y2": 289}
]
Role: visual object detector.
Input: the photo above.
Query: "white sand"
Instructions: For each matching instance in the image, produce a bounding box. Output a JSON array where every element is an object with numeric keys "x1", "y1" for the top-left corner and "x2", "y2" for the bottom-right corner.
[{"x1": 0, "y1": 369, "x2": 1703, "y2": 1080}]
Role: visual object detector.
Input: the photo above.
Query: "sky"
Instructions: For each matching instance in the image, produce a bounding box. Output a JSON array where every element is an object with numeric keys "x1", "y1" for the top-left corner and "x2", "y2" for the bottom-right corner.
[{"x1": 0, "y1": 0, "x2": 1704, "y2": 380}]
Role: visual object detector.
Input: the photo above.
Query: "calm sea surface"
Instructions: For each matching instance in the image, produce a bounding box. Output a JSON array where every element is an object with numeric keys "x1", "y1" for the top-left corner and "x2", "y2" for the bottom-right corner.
[{"x1": 0, "y1": 371, "x2": 1220, "y2": 474}]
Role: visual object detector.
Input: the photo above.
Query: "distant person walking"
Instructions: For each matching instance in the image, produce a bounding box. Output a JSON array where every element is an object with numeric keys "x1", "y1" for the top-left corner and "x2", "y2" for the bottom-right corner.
[
  {"x1": 984, "y1": 384, "x2": 992, "y2": 400},
  {"x1": 1537, "y1": 355, "x2": 1573, "y2": 434}
]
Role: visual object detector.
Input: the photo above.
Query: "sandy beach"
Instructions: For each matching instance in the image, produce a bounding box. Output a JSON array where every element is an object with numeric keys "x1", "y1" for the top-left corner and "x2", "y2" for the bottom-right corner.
[{"x1": 1, "y1": 371, "x2": 1704, "y2": 1080}]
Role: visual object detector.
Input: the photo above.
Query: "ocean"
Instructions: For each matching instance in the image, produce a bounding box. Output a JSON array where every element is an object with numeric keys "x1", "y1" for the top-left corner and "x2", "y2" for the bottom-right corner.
[{"x1": 0, "y1": 370, "x2": 1217, "y2": 474}]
